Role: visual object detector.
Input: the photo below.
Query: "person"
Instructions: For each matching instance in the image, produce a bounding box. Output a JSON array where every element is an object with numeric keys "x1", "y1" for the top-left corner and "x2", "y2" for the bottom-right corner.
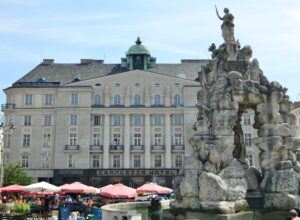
[
  {"x1": 65, "y1": 195, "x2": 73, "y2": 203},
  {"x1": 289, "y1": 209, "x2": 300, "y2": 220},
  {"x1": 215, "y1": 6, "x2": 235, "y2": 43},
  {"x1": 35, "y1": 197, "x2": 42, "y2": 206},
  {"x1": 0, "y1": 196, "x2": 2, "y2": 204}
]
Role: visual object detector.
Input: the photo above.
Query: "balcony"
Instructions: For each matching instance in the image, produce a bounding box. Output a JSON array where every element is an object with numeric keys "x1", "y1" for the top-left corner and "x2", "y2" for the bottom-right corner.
[
  {"x1": 90, "y1": 145, "x2": 103, "y2": 153},
  {"x1": 91, "y1": 104, "x2": 104, "y2": 108},
  {"x1": 109, "y1": 145, "x2": 124, "y2": 153},
  {"x1": 64, "y1": 145, "x2": 80, "y2": 152},
  {"x1": 172, "y1": 145, "x2": 185, "y2": 152},
  {"x1": 151, "y1": 145, "x2": 165, "y2": 152},
  {"x1": 130, "y1": 145, "x2": 144, "y2": 153},
  {"x1": 1, "y1": 103, "x2": 16, "y2": 110}
]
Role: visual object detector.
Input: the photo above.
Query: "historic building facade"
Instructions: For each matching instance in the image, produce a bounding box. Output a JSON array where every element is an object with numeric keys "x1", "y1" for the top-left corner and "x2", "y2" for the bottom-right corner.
[{"x1": 1, "y1": 38, "x2": 260, "y2": 187}]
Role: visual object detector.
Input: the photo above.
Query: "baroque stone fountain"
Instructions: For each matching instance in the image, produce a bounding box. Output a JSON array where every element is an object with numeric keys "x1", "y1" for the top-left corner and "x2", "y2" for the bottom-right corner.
[{"x1": 171, "y1": 7, "x2": 300, "y2": 214}]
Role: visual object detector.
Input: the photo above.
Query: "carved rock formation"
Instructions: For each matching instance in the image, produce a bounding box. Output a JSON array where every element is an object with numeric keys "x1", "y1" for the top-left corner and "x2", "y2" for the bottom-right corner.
[{"x1": 171, "y1": 26, "x2": 300, "y2": 213}]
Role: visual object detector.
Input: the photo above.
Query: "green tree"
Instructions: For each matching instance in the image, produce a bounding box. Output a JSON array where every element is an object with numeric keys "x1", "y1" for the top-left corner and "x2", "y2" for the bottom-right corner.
[{"x1": 3, "y1": 163, "x2": 32, "y2": 186}]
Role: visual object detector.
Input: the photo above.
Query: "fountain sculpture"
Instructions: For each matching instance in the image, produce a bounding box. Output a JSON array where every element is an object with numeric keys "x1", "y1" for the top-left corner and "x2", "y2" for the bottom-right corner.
[{"x1": 171, "y1": 7, "x2": 300, "y2": 214}]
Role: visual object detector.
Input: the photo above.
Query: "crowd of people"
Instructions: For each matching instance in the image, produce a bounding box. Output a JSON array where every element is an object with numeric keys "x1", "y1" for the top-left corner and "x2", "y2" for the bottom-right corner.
[{"x1": 0, "y1": 193, "x2": 99, "y2": 219}]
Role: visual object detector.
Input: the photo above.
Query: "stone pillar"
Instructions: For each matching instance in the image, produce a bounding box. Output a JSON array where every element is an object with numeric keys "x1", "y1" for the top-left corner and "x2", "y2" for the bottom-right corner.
[
  {"x1": 103, "y1": 114, "x2": 110, "y2": 168},
  {"x1": 165, "y1": 86, "x2": 171, "y2": 107},
  {"x1": 165, "y1": 113, "x2": 172, "y2": 168},
  {"x1": 145, "y1": 86, "x2": 150, "y2": 107},
  {"x1": 125, "y1": 86, "x2": 130, "y2": 107},
  {"x1": 124, "y1": 114, "x2": 130, "y2": 168},
  {"x1": 144, "y1": 114, "x2": 151, "y2": 168},
  {"x1": 104, "y1": 86, "x2": 110, "y2": 107}
]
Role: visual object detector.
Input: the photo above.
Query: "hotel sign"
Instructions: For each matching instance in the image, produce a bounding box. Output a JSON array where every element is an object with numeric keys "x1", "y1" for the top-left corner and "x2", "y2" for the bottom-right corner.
[{"x1": 96, "y1": 169, "x2": 178, "y2": 176}]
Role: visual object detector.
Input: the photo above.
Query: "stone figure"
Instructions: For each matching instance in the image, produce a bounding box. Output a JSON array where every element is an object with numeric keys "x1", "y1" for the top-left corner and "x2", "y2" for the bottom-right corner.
[
  {"x1": 232, "y1": 118, "x2": 246, "y2": 163},
  {"x1": 215, "y1": 6, "x2": 235, "y2": 43}
]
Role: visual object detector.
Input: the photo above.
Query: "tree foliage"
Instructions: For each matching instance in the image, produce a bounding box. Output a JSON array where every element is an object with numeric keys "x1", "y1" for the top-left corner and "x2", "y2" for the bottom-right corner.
[{"x1": 3, "y1": 163, "x2": 32, "y2": 186}]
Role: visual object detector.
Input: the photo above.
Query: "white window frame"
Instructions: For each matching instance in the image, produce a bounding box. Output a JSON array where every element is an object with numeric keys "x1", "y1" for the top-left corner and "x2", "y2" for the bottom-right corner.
[
  {"x1": 154, "y1": 155, "x2": 162, "y2": 167},
  {"x1": 175, "y1": 154, "x2": 183, "y2": 167},
  {"x1": 154, "y1": 133, "x2": 162, "y2": 145},
  {"x1": 44, "y1": 94, "x2": 53, "y2": 106},
  {"x1": 93, "y1": 115, "x2": 101, "y2": 126},
  {"x1": 154, "y1": 94, "x2": 161, "y2": 105},
  {"x1": 21, "y1": 154, "x2": 30, "y2": 168},
  {"x1": 24, "y1": 115, "x2": 32, "y2": 126},
  {"x1": 92, "y1": 154, "x2": 101, "y2": 168},
  {"x1": 44, "y1": 115, "x2": 52, "y2": 126},
  {"x1": 244, "y1": 133, "x2": 252, "y2": 146},
  {"x1": 114, "y1": 94, "x2": 121, "y2": 105},
  {"x1": 94, "y1": 95, "x2": 101, "y2": 105},
  {"x1": 134, "y1": 133, "x2": 142, "y2": 146},
  {"x1": 133, "y1": 94, "x2": 141, "y2": 105},
  {"x1": 23, "y1": 134, "x2": 31, "y2": 147},
  {"x1": 244, "y1": 114, "x2": 251, "y2": 125},
  {"x1": 70, "y1": 114, "x2": 78, "y2": 125},
  {"x1": 93, "y1": 133, "x2": 101, "y2": 146},
  {"x1": 113, "y1": 155, "x2": 121, "y2": 168},
  {"x1": 113, "y1": 115, "x2": 121, "y2": 126},
  {"x1": 133, "y1": 155, "x2": 141, "y2": 168},
  {"x1": 133, "y1": 115, "x2": 141, "y2": 125},
  {"x1": 71, "y1": 93, "x2": 78, "y2": 105},
  {"x1": 174, "y1": 133, "x2": 182, "y2": 145},
  {"x1": 153, "y1": 115, "x2": 161, "y2": 125},
  {"x1": 25, "y1": 94, "x2": 33, "y2": 106},
  {"x1": 69, "y1": 133, "x2": 77, "y2": 145},
  {"x1": 43, "y1": 133, "x2": 51, "y2": 147},
  {"x1": 174, "y1": 94, "x2": 181, "y2": 106}
]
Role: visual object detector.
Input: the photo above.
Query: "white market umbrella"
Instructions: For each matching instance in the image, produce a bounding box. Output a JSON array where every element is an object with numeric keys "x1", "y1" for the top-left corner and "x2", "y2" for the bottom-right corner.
[{"x1": 23, "y1": 181, "x2": 61, "y2": 193}]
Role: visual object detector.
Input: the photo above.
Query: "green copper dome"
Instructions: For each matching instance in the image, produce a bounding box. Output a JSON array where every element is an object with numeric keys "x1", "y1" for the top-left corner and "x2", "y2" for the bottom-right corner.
[{"x1": 127, "y1": 37, "x2": 150, "y2": 56}]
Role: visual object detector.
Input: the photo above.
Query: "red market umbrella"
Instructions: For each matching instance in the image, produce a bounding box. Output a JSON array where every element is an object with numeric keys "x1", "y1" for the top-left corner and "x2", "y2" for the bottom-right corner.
[
  {"x1": 100, "y1": 183, "x2": 137, "y2": 199},
  {"x1": 136, "y1": 183, "x2": 173, "y2": 195},
  {"x1": 0, "y1": 184, "x2": 23, "y2": 193},
  {"x1": 60, "y1": 182, "x2": 97, "y2": 193}
]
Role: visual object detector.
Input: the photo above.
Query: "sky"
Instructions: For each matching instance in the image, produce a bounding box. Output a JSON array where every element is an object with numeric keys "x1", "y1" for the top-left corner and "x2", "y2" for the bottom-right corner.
[{"x1": 1, "y1": 0, "x2": 300, "y2": 109}]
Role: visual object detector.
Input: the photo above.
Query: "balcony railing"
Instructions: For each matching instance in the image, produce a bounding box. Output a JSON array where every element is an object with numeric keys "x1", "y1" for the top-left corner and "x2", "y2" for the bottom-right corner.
[
  {"x1": 90, "y1": 145, "x2": 103, "y2": 152},
  {"x1": 171, "y1": 145, "x2": 185, "y2": 152},
  {"x1": 64, "y1": 145, "x2": 80, "y2": 152},
  {"x1": 109, "y1": 145, "x2": 124, "y2": 152},
  {"x1": 151, "y1": 145, "x2": 165, "y2": 152},
  {"x1": 1, "y1": 103, "x2": 16, "y2": 110},
  {"x1": 130, "y1": 145, "x2": 144, "y2": 153}
]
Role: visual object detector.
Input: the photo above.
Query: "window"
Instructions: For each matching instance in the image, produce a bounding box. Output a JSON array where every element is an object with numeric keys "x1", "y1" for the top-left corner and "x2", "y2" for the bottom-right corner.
[
  {"x1": 44, "y1": 115, "x2": 52, "y2": 126},
  {"x1": 23, "y1": 134, "x2": 30, "y2": 147},
  {"x1": 69, "y1": 133, "x2": 77, "y2": 145},
  {"x1": 133, "y1": 155, "x2": 141, "y2": 168},
  {"x1": 94, "y1": 95, "x2": 101, "y2": 105},
  {"x1": 244, "y1": 133, "x2": 252, "y2": 146},
  {"x1": 174, "y1": 114, "x2": 183, "y2": 125},
  {"x1": 114, "y1": 95, "x2": 121, "y2": 105},
  {"x1": 154, "y1": 94, "x2": 161, "y2": 105},
  {"x1": 133, "y1": 115, "x2": 141, "y2": 125},
  {"x1": 113, "y1": 133, "x2": 121, "y2": 146},
  {"x1": 43, "y1": 133, "x2": 51, "y2": 147},
  {"x1": 41, "y1": 152, "x2": 50, "y2": 168},
  {"x1": 113, "y1": 115, "x2": 121, "y2": 126},
  {"x1": 175, "y1": 155, "x2": 183, "y2": 167},
  {"x1": 70, "y1": 115, "x2": 78, "y2": 125},
  {"x1": 92, "y1": 154, "x2": 101, "y2": 168},
  {"x1": 24, "y1": 115, "x2": 31, "y2": 126},
  {"x1": 133, "y1": 94, "x2": 141, "y2": 105},
  {"x1": 21, "y1": 154, "x2": 29, "y2": 168},
  {"x1": 154, "y1": 155, "x2": 162, "y2": 167},
  {"x1": 113, "y1": 155, "x2": 121, "y2": 168},
  {"x1": 153, "y1": 115, "x2": 161, "y2": 125},
  {"x1": 93, "y1": 134, "x2": 101, "y2": 145},
  {"x1": 174, "y1": 133, "x2": 182, "y2": 145},
  {"x1": 115, "y1": 83, "x2": 120, "y2": 87},
  {"x1": 154, "y1": 133, "x2": 162, "y2": 145},
  {"x1": 93, "y1": 115, "x2": 101, "y2": 126},
  {"x1": 68, "y1": 155, "x2": 74, "y2": 168},
  {"x1": 247, "y1": 154, "x2": 253, "y2": 166},
  {"x1": 71, "y1": 93, "x2": 78, "y2": 105},
  {"x1": 244, "y1": 114, "x2": 251, "y2": 125},
  {"x1": 174, "y1": 94, "x2": 181, "y2": 106},
  {"x1": 154, "y1": 83, "x2": 160, "y2": 88},
  {"x1": 175, "y1": 83, "x2": 180, "y2": 87},
  {"x1": 135, "y1": 83, "x2": 140, "y2": 88},
  {"x1": 5, "y1": 134, "x2": 11, "y2": 147},
  {"x1": 44, "y1": 94, "x2": 53, "y2": 106},
  {"x1": 3, "y1": 153, "x2": 10, "y2": 166},
  {"x1": 25, "y1": 94, "x2": 32, "y2": 105},
  {"x1": 134, "y1": 133, "x2": 142, "y2": 146}
]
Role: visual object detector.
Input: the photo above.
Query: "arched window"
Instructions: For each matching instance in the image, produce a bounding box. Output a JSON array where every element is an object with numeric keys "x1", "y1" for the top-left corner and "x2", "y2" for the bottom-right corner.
[
  {"x1": 134, "y1": 94, "x2": 141, "y2": 105},
  {"x1": 114, "y1": 95, "x2": 121, "y2": 105},
  {"x1": 154, "y1": 94, "x2": 161, "y2": 106},
  {"x1": 174, "y1": 94, "x2": 181, "y2": 106},
  {"x1": 94, "y1": 95, "x2": 101, "y2": 105}
]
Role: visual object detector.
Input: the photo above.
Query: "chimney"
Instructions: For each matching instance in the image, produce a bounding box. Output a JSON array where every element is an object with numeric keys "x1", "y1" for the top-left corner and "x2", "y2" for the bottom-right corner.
[
  {"x1": 80, "y1": 59, "x2": 104, "y2": 64},
  {"x1": 42, "y1": 59, "x2": 54, "y2": 65}
]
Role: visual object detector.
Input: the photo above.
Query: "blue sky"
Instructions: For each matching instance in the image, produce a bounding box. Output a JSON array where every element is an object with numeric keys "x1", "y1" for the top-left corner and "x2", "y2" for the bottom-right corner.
[{"x1": 1, "y1": 0, "x2": 300, "y2": 107}]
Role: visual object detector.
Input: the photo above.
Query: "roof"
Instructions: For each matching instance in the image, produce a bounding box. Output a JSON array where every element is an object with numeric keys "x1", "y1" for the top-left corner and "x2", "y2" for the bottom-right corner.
[
  {"x1": 126, "y1": 37, "x2": 150, "y2": 56},
  {"x1": 11, "y1": 60, "x2": 209, "y2": 88}
]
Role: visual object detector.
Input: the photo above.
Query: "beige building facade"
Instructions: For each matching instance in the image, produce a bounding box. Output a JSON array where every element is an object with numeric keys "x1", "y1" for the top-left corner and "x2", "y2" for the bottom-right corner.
[{"x1": 1, "y1": 39, "x2": 261, "y2": 187}]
